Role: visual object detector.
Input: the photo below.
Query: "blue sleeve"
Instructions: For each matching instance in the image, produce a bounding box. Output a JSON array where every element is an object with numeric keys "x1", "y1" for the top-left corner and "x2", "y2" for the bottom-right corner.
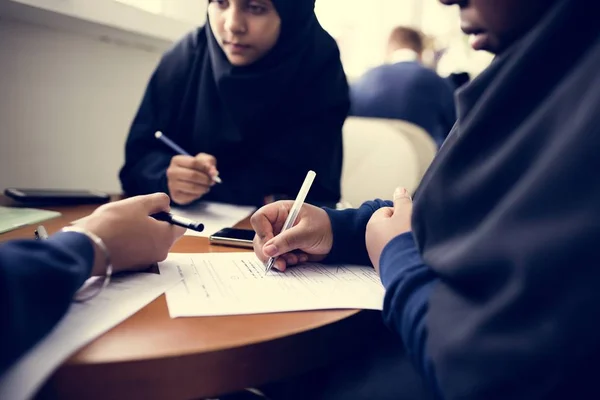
[
  {"x1": 324, "y1": 201, "x2": 442, "y2": 395},
  {"x1": 379, "y1": 233, "x2": 442, "y2": 398},
  {"x1": 323, "y1": 199, "x2": 392, "y2": 265},
  {"x1": 0, "y1": 232, "x2": 94, "y2": 375}
]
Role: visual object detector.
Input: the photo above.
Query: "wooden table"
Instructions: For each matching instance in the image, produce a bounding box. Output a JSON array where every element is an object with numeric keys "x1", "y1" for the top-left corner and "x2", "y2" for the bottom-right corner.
[{"x1": 0, "y1": 197, "x2": 376, "y2": 399}]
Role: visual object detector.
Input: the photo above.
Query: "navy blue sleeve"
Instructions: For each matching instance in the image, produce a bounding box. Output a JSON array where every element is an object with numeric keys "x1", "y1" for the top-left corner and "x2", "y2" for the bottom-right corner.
[
  {"x1": 324, "y1": 201, "x2": 442, "y2": 395},
  {"x1": 0, "y1": 232, "x2": 94, "y2": 375},
  {"x1": 323, "y1": 199, "x2": 392, "y2": 266},
  {"x1": 379, "y1": 232, "x2": 441, "y2": 397}
]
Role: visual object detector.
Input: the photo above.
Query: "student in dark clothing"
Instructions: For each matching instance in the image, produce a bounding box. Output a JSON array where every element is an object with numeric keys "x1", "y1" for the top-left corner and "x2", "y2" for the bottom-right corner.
[
  {"x1": 350, "y1": 26, "x2": 455, "y2": 148},
  {"x1": 119, "y1": 0, "x2": 349, "y2": 208},
  {"x1": 0, "y1": 194, "x2": 184, "y2": 376},
  {"x1": 252, "y1": 0, "x2": 600, "y2": 398}
]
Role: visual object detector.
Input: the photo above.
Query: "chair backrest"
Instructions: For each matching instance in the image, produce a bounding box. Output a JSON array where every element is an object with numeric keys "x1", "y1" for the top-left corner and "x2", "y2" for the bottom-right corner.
[
  {"x1": 341, "y1": 117, "x2": 421, "y2": 207},
  {"x1": 389, "y1": 119, "x2": 438, "y2": 180}
]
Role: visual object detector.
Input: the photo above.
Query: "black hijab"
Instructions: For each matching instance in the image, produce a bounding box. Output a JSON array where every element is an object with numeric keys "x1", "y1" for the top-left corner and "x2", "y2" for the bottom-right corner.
[
  {"x1": 201, "y1": 0, "x2": 346, "y2": 140},
  {"x1": 120, "y1": 0, "x2": 349, "y2": 206},
  {"x1": 413, "y1": 1, "x2": 600, "y2": 398}
]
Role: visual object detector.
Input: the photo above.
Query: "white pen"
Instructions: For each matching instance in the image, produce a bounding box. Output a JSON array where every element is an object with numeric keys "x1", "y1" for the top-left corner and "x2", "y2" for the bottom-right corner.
[
  {"x1": 34, "y1": 225, "x2": 49, "y2": 240},
  {"x1": 265, "y1": 170, "x2": 316, "y2": 274},
  {"x1": 154, "y1": 131, "x2": 222, "y2": 184}
]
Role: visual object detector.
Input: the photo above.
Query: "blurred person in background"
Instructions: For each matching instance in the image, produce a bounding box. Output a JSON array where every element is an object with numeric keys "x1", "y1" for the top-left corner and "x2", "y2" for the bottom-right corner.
[{"x1": 350, "y1": 26, "x2": 456, "y2": 148}]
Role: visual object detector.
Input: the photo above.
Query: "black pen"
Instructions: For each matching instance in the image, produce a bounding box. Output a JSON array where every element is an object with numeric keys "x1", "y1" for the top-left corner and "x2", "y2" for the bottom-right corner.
[{"x1": 151, "y1": 212, "x2": 204, "y2": 233}]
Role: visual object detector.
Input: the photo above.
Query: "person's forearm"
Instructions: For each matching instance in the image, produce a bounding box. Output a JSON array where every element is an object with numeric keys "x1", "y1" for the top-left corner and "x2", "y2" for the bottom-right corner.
[
  {"x1": 0, "y1": 232, "x2": 94, "y2": 374},
  {"x1": 379, "y1": 233, "x2": 441, "y2": 396},
  {"x1": 324, "y1": 199, "x2": 392, "y2": 265}
]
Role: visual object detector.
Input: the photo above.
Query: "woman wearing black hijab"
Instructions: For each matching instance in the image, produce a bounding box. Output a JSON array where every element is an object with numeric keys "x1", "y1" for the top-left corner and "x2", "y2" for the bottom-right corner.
[
  {"x1": 119, "y1": 0, "x2": 349, "y2": 207},
  {"x1": 251, "y1": 0, "x2": 600, "y2": 398}
]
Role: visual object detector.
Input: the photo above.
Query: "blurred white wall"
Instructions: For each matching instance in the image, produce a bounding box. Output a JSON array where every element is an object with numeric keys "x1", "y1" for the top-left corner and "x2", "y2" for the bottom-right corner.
[
  {"x1": 316, "y1": 0, "x2": 493, "y2": 80},
  {"x1": 0, "y1": 0, "x2": 206, "y2": 192},
  {"x1": 115, "y1": 0, "x2": 207, "y2": 25},
  {"x1": 0, "y1": 19, "x2": 163, "y2": 192},
  {"x1": 316, "y1": 0, "x2": 421, "y2": 80}
]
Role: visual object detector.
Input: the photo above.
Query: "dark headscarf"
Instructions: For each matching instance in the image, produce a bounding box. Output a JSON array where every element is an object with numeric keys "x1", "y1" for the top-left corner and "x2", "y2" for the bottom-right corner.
[
  {"x1": 413, "y1": 1, "x2": 600, "y2": 398},
  {"x1": 120, "y1": 0, "x2": 349, "y2": 206}
]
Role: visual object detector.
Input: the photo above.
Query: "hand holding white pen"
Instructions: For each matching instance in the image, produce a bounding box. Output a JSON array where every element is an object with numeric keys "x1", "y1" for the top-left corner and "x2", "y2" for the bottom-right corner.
[
  {"x1": 264, "y1": 171, "x2": 315, "y2": 273},
  {"x1": 250, "y1": 171, "x2": 335, "y2": 273}
]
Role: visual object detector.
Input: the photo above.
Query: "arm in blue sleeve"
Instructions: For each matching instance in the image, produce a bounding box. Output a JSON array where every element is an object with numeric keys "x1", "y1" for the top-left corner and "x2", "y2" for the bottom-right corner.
[
  {"x1": 323, "y1": 199, "x2": 392, "y2": 265},
  {"x1": 379, "y1": 232, "x2": 442, "y2": 397},
  {"x1": 0, "y1": 232, "x2": 94, "y2": 375}
]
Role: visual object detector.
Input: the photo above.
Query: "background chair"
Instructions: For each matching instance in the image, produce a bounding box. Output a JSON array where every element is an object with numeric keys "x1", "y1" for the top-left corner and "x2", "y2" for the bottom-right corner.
[
  {"x1": 389, "y1": 119, "x2": 437, "y2": 181},
  {"x1": 341, "y1": 117, "x2": 437, "y2": 207}
]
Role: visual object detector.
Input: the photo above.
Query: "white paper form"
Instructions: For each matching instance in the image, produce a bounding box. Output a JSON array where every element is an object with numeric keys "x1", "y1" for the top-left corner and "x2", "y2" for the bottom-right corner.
[
  {"x1": 0, "y1": 271, "x2": 181, "y2": 400},
  {"x1": 171, "y1": 201, "x2": 256, "y2": 237},
  {"x1": 160, "y1": 253, "x2": 385, "y2": 318}
]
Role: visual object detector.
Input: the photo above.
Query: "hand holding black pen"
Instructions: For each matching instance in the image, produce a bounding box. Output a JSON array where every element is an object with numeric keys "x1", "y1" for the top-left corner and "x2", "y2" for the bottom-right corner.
[
  {"x1": 151, "y1": 211, "x2": 204, "y2": 233},
  {"x1": 155, "y1": 131, "x2": 222, "y2": 184},
  {"x1": 155, "y1": 131, "x2": 222, "y2": 206},
  {"x1": 34, "y1": 194, "x2": 185, "y2": 276}
]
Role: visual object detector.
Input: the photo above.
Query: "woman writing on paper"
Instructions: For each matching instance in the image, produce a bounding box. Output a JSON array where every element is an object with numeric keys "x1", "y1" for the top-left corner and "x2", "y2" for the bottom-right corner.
[
  {"x1": 119, "y1": 0, "x2": 349, "y2": 208},
  {"x1": 252, "y1": 0, "x2": 600, "y2": 398}
]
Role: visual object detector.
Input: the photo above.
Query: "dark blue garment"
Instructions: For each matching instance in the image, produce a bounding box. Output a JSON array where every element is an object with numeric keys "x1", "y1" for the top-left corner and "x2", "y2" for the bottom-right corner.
[
  {"x1": 406, "y1": 1, "x2": 600, "y2": 399},
  {"x1": 350, "y1": 62, "x2": 456, "y2": 147},
  {"x1": 321, "y1": 2, "x2": 600, "y2": 396},
  {"x1": 262, "y1": 315, "x2": 436, "y2": 400},
  {"x1": 0, "y1": 232, "x2": 93, "y2": 376},
  {"x1": 324, "y1": 201, "x2": 440, "y2": 396}
]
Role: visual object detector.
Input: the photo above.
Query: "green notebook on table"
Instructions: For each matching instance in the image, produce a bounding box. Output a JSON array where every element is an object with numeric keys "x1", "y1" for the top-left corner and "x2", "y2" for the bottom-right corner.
[{"x1": 0, "y1": 206, "x2": 61, "y2": 234}]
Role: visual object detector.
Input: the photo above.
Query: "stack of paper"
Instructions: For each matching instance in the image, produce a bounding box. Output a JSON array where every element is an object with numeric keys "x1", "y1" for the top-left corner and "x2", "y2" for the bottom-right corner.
[
  {"x1": 171, "y1": 201, "x2": 256, "y2": 237},
  {"x1": 160, "y1": 253, "x2": 385, "y2": 317}
]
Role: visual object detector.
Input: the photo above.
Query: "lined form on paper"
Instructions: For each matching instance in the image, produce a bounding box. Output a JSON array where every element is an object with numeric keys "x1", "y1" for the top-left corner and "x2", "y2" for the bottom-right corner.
[
  {"x1": 171, "y1": 201, "x2": 256, "y2": 237},
  {"x1": 160, "y1": 253, "x2": 385, "y2": 317}
]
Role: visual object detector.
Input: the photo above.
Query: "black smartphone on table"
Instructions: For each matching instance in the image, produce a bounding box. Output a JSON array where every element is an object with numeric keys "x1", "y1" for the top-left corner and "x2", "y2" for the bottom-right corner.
[
  {"x1": 209, "y1": 228, "x2": 255, "y2": 249},
  {"x1": 4, "y1": 188, "x2": 111, "y2": 205}
]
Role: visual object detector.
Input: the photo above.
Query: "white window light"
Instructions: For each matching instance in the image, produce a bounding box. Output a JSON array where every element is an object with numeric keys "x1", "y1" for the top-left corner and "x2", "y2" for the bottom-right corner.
[{"x1": 113, "y1": 0, "x2": 163, "y2": 15}]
